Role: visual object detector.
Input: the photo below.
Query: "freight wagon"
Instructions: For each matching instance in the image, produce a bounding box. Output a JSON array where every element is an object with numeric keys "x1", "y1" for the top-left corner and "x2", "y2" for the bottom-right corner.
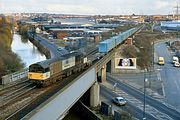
[
  {"x1": 98, "y1": 27, "x2": 140, "y2": 53},
  {"x1": 99, "y1": 39, "x2": 115, "y2": 53}
]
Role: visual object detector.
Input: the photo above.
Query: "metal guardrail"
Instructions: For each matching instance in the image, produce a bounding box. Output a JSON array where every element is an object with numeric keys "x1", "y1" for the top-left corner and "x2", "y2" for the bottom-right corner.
[{"x1": 1, "y1": 68, "x2": 28, "y2": 85}]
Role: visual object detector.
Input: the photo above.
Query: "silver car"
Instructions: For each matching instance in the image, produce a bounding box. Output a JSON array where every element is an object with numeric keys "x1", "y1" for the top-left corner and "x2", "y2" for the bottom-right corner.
[{"x1": 112, "y1": 97, "x2": 127, "y2": 106}]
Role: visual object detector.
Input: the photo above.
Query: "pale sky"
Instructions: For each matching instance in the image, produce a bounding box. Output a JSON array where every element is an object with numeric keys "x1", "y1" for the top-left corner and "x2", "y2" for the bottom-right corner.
[{"x1": 0, "y1": 0, "x2": 179, "y2": 15}]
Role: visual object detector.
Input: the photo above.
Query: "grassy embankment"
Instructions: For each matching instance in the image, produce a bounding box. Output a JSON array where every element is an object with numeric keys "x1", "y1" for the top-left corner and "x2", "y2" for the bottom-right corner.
[{"x1": 0, "y1": 15, "x2": 24, "y2": 79}]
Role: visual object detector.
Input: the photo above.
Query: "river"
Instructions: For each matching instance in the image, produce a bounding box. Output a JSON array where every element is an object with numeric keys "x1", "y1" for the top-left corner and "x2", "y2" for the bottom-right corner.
[{"x1": 11, "y1": 34, "x2": 46, "y2": 68}]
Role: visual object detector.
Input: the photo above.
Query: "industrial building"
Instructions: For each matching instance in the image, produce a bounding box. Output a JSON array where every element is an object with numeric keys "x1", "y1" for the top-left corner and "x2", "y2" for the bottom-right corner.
[{"x1": 161, "y1": 20, "x2": 180, "y2": 31}]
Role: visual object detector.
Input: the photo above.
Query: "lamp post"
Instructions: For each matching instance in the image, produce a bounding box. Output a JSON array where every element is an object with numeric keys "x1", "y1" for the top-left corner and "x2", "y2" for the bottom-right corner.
[
  {"x1": 143, "y1": 69, "x2": 147, "y2": 120},
  {"x1": 140, "y1": 46, "x2": 148, "y2": 119},
  {"x1": 152, "y1": 41, "x2": 154, "y2": 71}
]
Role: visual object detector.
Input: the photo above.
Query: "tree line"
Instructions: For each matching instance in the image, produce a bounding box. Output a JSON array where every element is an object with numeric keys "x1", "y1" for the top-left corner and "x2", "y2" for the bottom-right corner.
[{"x1": 0, "y1": 15, "x2": 24, "y2": 80}]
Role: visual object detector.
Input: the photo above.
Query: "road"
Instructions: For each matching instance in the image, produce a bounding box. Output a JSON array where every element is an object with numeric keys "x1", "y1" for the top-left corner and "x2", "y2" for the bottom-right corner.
[
  {"x1": 34, "y1": 35, "x2": 69, "y2": 58},
  {"x1": 155, "y1": 40, "x2": 180, "y2": 111},
  {"x1": 100, "y1": 85, "x2": 156, "y2": 120},
  {"x1": 101, "y1": 75, "x2": 180, "y2": 120}
]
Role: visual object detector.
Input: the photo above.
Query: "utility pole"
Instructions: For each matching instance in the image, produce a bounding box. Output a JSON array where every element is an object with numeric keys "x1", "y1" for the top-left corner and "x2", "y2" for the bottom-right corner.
[
  {"x1": 174, "y1": 2, "x2": 180, "y2": 20},
  {"x1": 176, "y1": 4, "x2": 179, "y2": 20}
]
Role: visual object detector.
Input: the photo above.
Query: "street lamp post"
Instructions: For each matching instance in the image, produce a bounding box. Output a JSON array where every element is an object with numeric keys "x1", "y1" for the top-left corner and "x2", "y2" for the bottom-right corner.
[
  {"x1": 152, "y1": 41, "x2": 154, "y2": 71},
  {"x1": 140, "y1": 46, "x2": 148, "y2": 120},
  {"x1": 143, "y1": 69, "x2": 147, "y2": 120}
]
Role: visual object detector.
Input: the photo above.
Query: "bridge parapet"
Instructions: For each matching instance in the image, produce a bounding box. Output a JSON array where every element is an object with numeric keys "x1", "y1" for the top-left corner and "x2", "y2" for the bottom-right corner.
[
  {"x1": 23, "y1": 67, "x2": 96, "y2": 120},
  {"x1": 96, "y1": 50, "x2": 115, "y2": 72}
]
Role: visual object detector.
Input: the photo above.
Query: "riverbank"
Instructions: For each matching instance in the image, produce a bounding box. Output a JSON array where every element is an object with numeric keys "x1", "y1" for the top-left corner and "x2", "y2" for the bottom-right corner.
[
  {"x1": 0, "y1": 15, "x2": 24, "y2": 79},
  {"x1": 28, "y1": 35, "x2": 51, "y2": 59}
]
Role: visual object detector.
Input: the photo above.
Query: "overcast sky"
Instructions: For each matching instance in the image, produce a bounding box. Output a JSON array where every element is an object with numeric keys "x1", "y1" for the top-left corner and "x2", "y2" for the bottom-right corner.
[{"x1": 0, "y1": 0, "x2": 179, "y2": 15}]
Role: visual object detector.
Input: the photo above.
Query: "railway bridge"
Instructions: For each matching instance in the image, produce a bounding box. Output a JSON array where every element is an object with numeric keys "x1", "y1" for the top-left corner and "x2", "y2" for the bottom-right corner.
[
  {"x1": 20, "y1": 26, "x2": 141, "y2": 120},
  {"x1": 2, "y1": 26, "x2": 141, "y2": 120}
]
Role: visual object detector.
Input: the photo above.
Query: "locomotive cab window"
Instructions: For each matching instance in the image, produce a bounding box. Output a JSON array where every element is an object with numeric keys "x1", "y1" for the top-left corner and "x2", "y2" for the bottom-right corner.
[
  {"x1": 45, "y1": 68, "x2": 50, "y2": 72},
  {"x1": 29, "y1": 65, "x2": 45, "y2": 73}
]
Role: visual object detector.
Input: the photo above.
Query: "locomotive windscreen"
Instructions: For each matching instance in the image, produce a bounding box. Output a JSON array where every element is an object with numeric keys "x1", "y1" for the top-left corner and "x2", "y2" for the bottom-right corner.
[{"x1": 29, "y1": 64, "x2": 45, "y2": 73}]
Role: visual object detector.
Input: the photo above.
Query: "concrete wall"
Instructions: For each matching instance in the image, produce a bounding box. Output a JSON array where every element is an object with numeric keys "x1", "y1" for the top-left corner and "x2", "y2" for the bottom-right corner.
[
  {"x1": 29, "y1": 36, "x2": 51, "y2": 59},
  {"x1": 1, "y1": 68, "x2": 28, "y2": 85}
]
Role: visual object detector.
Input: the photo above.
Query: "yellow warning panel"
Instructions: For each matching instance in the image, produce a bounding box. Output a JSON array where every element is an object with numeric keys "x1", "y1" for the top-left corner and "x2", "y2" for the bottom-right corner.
[{"x1": 28, "y1": 72, "x2": 44, "y2": 80}]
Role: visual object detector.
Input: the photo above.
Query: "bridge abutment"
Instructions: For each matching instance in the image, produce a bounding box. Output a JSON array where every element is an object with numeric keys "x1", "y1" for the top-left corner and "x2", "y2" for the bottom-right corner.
[
  {"x1": 110, "y1": 56, "x2": 116, "y2": 74},
  {"x1": 90, "y1": 82, "x2": 100, "y2": 107}
]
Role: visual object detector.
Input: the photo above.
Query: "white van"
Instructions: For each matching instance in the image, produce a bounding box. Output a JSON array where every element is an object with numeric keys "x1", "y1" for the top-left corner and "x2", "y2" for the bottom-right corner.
[{"x1": 172, "y1": 56, "x2": 179, "y2": 64}]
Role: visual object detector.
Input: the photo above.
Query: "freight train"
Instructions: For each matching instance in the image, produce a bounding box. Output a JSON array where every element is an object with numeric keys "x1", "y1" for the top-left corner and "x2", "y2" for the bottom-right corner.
[
  {"x1": 28, "y1": 52, "x2": 91, "y2": 87},
  {"x1": 99, "y1": 27, "x2": 140, "y2": 53},
  {"x1": 28, "y1": 26, "x2": 141, "y2": 87}
]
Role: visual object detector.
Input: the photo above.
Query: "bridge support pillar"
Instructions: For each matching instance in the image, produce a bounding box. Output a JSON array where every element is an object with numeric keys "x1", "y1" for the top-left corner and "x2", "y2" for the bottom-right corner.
[
  {"x1": 90, "y1": 82, "x2": 100, "y2": 107},
  {"x1": 101, "y1": 65, "x2": 106, "y2": 83},
  {"x1": 110, "y1": 57, "x2": 116, "y2": 74}
]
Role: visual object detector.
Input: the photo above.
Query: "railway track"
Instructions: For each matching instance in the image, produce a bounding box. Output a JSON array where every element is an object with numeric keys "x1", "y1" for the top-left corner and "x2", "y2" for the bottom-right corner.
[
  {"x1": 0, "y1": 83, "x2": 35, "y2": 108},
  {"x1": 2, "y1": 71, "x2": 84, "y2": 120},
  {"x1": 0, "y1": 45, "x2": 98, "y2": 120},
  {"x1": 87, "y1": 47, "x2": 98, "y2": 56},
  {"x1": 0, "y1": 80, "x2": 29, "y2": 96},
  {"x1": 0, "y1": 80, "x2": 37, "y2": 120}
]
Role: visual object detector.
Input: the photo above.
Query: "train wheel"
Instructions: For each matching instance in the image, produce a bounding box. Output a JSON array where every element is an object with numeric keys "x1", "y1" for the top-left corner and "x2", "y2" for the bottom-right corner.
[
  {"x1": 51, "y1": 79, "x2": 56, "y2": 84},
  {"x1": 69, "y1": 71, "x2": 72, "y2": 75},
  {"x1": 43, "y1": 80, "x2": 50, "y2": 87},
  {"x1": 78, "y1": 68, "x2": 81, "y2": 72},
  {"x1": 42, "y1": 83, "x2": 47, "y2": 87},
  {"x1": 73, "y1": 69, "x2": 77, "y2": 74},
  {"x1": 66, "y1": 71, "x2": 71, "y2": 77}
]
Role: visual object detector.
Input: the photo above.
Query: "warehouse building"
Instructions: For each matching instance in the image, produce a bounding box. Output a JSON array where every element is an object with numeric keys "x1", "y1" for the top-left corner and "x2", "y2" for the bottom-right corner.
[{"x1": 161, "y1": 20, "x2": 180, "y2": 31}]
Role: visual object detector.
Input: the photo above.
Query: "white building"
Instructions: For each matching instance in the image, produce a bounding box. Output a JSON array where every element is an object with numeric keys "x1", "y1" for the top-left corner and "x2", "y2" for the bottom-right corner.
[{"x1": 161, "y1": 20, "x2": 180, "y2": 31}]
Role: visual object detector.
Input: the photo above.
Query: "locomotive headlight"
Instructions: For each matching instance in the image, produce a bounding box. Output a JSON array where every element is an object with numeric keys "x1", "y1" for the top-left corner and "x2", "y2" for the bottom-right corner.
[{"x1": 28, "y1": 73, "x2": 32, "y2": 78}]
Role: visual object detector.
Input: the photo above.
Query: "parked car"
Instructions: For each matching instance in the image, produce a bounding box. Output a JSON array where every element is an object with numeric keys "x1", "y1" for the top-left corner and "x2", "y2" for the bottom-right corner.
[
  {"x1": 112, "y1": 97, "x2": 127, "y2": 106},
  {"x1": 174, "y1": 61, "x2": 180, "y2": 67},
  {"x1": 172, "y1": 56, "x2": 179, "y2": 64}
]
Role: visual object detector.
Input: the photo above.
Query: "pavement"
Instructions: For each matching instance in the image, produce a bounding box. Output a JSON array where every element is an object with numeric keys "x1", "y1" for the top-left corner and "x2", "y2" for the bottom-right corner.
[
  {"x1": 106, "y1": 73, "x2": 165, "y2": 101},
  {"x1": 101, "y1": 76, "x2": 176, "y2": 120}
]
